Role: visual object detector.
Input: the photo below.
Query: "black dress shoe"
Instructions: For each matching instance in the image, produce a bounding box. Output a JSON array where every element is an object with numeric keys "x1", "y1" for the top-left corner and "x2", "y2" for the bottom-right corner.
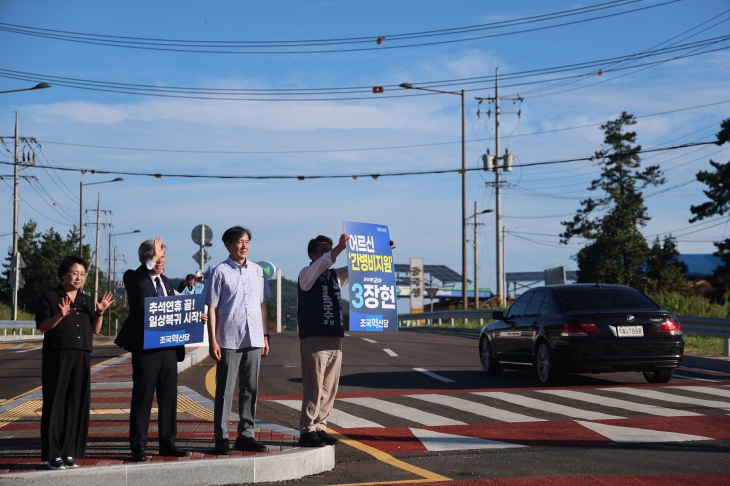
[
  {"x1": 158, "y1": 446, "x2": 189, "y2": 457},
  {"x1": 131, "y1": 448, "x2": 147, "y2": 462},
  {"x1": 316, "y1": 430, "x2": 340, "y2": 446},
  {"x1": 215, "y1": 439, "x2": 231, "y2": 455},
  {"x1": 233, "y1": 436, "x2": 267, "y2": 452},
  {"x1": 298, "y1": 431, "x2": 326, "y2": 448}
]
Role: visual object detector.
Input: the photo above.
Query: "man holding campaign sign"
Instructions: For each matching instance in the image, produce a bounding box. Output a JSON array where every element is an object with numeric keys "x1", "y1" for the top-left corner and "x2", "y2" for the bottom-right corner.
[
  {"x1": 115, "y1": 237, "x2": 204, "y2": 462},
  {"x1": 296, "y1": 224, "x2": 394, "y2": 448}
]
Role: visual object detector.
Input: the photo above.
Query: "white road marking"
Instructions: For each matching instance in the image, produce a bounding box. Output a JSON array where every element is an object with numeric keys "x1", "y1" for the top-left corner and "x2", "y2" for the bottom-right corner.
[
  {"x1": 383, "y1": 348, "x2": 398, "y2": 357},
  {"x1": 273, "y1": 399, "x2": 383, "y2": 429},
  {"x1": 576, "y1": 420, "x2": 712, "y2": 444},
  {"x1": 362, "y1": 338, "x2": 377, "y2": 343},
  {"x1": 538, "y1": 389, "x2": 699, "y2": 417},
  {"x1": 665, "y1": 386, "x2": 730, "y2": 399},
  {"x1": 340, "y1": 397, "x2": 465, "y2": 426},
  {"x1": 473, "y1": 392, "x2": 622, "y2": 420},
  {"x1": 409, "y1": 394, "x2": 544, "y2": 423},
  {"x1": 409, "y1": 427, "x2": 526, "y2": 451},
  {"x1": 344, "y1": 333, "x2": 351, "y2": 337},
  {"x1": 14, "y1": 348, "x2": 39, "y2": 353},
  {"x1": 603, "y1": 387, "x2": 730, "y2": 411},
  {"x1": 413, "y1": 368, "x2": 455, "y2": 383},
  {"x1": 673, "y1": 374, "x2": 721, "y2": 383}
]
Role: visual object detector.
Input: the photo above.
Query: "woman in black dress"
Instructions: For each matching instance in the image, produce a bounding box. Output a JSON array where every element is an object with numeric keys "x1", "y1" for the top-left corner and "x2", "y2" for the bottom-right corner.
[{"x1": 35, "y1": 255, "x2": 114, "y2": 470}]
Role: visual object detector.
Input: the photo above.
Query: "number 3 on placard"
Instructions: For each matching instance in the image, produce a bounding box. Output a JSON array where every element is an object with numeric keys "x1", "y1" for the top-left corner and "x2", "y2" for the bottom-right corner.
[{"x1": 351, "y1": 283, "x2": 364, "y2": 308}]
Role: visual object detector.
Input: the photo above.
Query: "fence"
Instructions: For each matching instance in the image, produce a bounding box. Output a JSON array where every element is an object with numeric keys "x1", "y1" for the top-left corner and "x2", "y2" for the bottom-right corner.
[{"x1": 0, "y1": 320, "x2": 37, "y2": 336}]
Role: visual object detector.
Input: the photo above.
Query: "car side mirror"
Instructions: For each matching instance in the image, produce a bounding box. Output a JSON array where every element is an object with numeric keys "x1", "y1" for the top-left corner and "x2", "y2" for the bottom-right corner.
[{"x1": 492, "y1": 311, "x2": 504, "y2": 320}]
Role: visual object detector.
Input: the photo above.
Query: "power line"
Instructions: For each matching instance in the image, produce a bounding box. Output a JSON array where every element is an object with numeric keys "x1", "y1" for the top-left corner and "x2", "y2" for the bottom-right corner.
[
  {"x1": 0, "y1": 1, "x2": 676, "y2": 54},
  {"x1": 1, "y1": 34, "x2": 726, "y2": 101},
  {"x1": 0, "y1": 141, "x2": 714, "y2": 181},
  {"x1": 33, "y1": 100, "x2": 730, "y2": 156}
]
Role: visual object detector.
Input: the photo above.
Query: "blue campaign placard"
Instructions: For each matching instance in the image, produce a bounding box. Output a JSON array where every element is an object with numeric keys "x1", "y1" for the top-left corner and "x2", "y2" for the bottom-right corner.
[
  {"x1": 143, "y1": 294, "x2": 206, "y2": 349},
  {"x1": 343, "y1": 221, "x2": 398, "y2": 332}
]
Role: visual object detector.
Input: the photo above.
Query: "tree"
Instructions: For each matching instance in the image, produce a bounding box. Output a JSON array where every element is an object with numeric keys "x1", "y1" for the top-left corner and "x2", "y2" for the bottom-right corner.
[
  {"x1": 560, "y1": 112, "x2": 665, "y2": 286},
  {"x1": 0, "y1": 221, "x2": 97, "y2": 315},
  {"x1": 639, "y1": 235, "x2": 689, "y2": 295},
  {"x1": 689, "y1": 118, "x2": 730, "y2": 297}
]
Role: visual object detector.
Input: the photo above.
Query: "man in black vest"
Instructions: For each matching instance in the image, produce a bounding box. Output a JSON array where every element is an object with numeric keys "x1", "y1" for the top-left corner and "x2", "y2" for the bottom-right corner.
[
  {"x1": 115, "y1": 237, "x2": 189, "y2": 461},
  {"x1": 296, "y1": 233, "x2": 350, "y2": 447}
]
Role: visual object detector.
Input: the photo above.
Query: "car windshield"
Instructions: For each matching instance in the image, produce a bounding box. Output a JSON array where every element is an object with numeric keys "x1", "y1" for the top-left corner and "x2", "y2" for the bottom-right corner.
[{"x1": 556, "y1": 288, "x2": 659, "y2": 312}]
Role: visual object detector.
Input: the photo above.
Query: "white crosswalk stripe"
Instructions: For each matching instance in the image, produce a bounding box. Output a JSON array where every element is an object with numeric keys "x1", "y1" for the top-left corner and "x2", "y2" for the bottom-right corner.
[
  {"x1": 273, "y1": 399, "x2": 383, "y2": 429},
  {"x1": 340, "y1": 397, "x2": 465, "y2": 426},
  {"x1": 538, "y1": 389, "x2": 700, "y2": 417},
  {"x1": 408, "y1": 394, "x2": 544, "y2": 423},
  {"x1": 666, "y1": 386, "x2": 730, "y2": 399},
  {"x1": 602, "y1": 387, "x2": 730, "y2": 411},
  {"x1": 473, "y1": 392, "x2": 622, "y2": 420}
]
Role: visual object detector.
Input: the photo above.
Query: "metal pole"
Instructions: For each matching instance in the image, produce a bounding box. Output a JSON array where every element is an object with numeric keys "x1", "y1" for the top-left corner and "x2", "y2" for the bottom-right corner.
[
  {"x1": 461, "y1": 90, "x2": 468, "y2": 320},
  {"x1": 276, "y1": 268, "x2": 282, "y2": 333},
  {"x1": 494, "y1": 68, "x2": 504, "y2": 306},
  {"x1": 503, "y1": 226, "x2": 507, "y2": 301},
  {"x1": 12, "y1": 112, "x2": 19, "y2": 321},
  {"x1": 79, "y1": 182, "x2": 83, "y2": 257},
  {"x1": 94, "y1": 193, "x2": 101, "y2": 305},
  {"x1": 474, "y1": 201, "x2": 479, "y2": 310},
  {"x1": 107, "y1": 231, "x2": 112, "y2": 336},
  {"x1": 200, "y1": 224, "x2": 206, "y2": 275}
]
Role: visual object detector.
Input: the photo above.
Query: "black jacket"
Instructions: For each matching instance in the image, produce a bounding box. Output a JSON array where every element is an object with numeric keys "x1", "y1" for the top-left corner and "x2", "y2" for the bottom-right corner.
[
  {"x1": 36, "y1": 286, "x2": 95, "y2": 352},
  {"x1": 114, "y1": 264, "x2": 185, "y2": 360}
]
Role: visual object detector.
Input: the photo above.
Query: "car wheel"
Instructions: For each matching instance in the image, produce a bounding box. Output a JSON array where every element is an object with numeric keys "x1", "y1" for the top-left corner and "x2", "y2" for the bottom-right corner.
[
  {"x1": 535, "y1": 341, "x2": 560, "y2": 385},
  {"x1": 643, "y1": 369, "x2": 674, "y2": 383},
  {"x1": 480, "y1": 337, "x2": 502, "y2": 375}
]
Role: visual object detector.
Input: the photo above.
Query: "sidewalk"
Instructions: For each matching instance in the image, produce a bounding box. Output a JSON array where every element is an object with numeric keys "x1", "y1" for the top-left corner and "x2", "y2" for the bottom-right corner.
[{"x1": 0, "y1": 344, "x2": 334, "y2": 485}]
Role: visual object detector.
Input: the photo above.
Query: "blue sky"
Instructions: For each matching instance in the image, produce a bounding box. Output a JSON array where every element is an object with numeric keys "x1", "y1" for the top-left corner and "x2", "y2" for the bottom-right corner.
[{"x1": 0, "y1": 1, "x2": 728, "y2": 300}]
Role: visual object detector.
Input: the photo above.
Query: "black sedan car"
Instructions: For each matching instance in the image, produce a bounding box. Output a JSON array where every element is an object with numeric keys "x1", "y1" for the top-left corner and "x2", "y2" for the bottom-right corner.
[{"x1": 479, "y1": 283, "x2": 684, "y2": 385}]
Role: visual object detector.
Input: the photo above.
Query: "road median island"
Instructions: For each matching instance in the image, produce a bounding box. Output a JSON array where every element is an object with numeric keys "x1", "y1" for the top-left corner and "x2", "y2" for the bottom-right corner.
[{"x1": 0, "y1": 344, "x2": 334, "y2": 485}]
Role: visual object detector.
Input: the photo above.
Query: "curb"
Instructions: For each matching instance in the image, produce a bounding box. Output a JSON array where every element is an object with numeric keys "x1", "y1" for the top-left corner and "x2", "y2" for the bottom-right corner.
[
  {"x1": 177, "y1": 345, "x2": 209, "y2": 373},
  {"x1": 681, "y1": 355, "x2": 730, "y2": 374},
  {"x1": 1, "y1": 446, "x2": 335, "y2": 486}
]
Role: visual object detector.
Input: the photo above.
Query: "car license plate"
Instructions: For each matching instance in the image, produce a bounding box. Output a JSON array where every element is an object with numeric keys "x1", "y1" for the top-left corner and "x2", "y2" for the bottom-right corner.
[{"x1": 617, "y1": 325, "x2": 643, "y2": 337}]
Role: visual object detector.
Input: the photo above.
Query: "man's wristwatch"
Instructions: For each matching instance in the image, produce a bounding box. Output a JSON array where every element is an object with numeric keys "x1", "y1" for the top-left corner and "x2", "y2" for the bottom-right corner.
[{"x1": 264, "y1": 334, "x2": 270, "y2": 339}]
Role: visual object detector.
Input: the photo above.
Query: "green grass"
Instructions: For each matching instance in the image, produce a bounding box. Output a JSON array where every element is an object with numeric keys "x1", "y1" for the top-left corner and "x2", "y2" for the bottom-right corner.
[
  {"x1": 650, "y1": 292, "x2": 730, "y2": 318},
  {"x1": 683, "y1": 335, "x2": 725, "y2": 356}
]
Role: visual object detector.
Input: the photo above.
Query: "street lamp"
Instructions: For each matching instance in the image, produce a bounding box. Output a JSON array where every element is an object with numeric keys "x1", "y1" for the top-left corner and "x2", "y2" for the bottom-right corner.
[
  {"x1": 0, "y1": 83, "x2": 52, "y2": 322},
  {"x1": 107, "y1": 229, "x2": 140, "y2": 335},
  {"x1": 79, "y1": 178, "x2": 123, "y2": 258},
  {"x1": 399, "y1": 82, "x2": 468, "y2": 314},
  {"x1": 467, "y1": 207, "x2": 493, "y2": 309},
  {"x1": 0, "y1": 83, "x2": 51, "y2": 95}
]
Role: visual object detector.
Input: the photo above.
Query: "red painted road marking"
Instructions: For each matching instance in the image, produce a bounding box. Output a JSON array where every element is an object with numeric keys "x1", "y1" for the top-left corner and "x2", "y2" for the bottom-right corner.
[{"x1": 360, "y1": 475, "x2": 730, "y2": 486}]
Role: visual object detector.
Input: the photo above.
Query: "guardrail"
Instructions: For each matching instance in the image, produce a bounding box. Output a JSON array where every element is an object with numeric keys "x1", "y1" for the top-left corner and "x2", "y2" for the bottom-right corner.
[{"x1": 0, "y1": 320, "x2": 37, "y2": 336}]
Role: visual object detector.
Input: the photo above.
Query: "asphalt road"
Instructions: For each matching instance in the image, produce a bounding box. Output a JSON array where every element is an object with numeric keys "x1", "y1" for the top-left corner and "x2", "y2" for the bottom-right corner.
[
  {"x1": 0, "y1": 337, "x2": 128, "y2": 402},
  {"x1": 178, "y1": 329, "x2": 730, "y2": 485}
]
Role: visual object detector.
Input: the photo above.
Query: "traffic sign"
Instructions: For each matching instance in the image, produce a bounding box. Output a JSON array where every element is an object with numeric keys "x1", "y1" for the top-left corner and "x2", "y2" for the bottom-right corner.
[
  {"x1": 191, "y1": 225, "x2": 213, "y2": 245},
  {"x1": 425, "y1": 287, "x2": 439, "y2": 300},
  {"x1": 192, "y1": 249, "x2": 212, "y2": 265},
  {"x1": 257, "y1": 261, "x2": 277, "y2": 279}
]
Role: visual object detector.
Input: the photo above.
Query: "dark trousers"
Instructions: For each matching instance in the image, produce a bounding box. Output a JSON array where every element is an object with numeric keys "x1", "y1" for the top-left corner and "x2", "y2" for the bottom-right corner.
[
  {"x1": 130, "y1": 348, "x2": 178, "y2": 451},
  {"x1": 41, "y1": 349, "x2": 90, "y2": 461}
]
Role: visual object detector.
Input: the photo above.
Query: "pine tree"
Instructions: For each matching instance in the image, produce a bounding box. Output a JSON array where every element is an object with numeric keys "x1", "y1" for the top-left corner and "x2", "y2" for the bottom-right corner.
[
  {"x1": 689, "y1": 118, "x2": 730, "y2": 297},
  {"x1": 640, "y1": 235, "x2": 689, "y2": 295},
  {"x1": 560, "y1": 112, "x2": 665, "y2": 286}
]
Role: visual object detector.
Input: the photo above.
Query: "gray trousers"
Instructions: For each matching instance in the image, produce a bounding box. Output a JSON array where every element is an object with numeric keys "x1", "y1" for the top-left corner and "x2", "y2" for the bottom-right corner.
[{"x1": 214, "y1": 347, "x2": 261, "y2": 441}]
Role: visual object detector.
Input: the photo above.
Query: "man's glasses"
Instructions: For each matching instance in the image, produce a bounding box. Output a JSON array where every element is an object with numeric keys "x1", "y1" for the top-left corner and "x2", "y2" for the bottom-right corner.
[{"x1": 68, "y1": 272, "x2": 87, "y2": 279}]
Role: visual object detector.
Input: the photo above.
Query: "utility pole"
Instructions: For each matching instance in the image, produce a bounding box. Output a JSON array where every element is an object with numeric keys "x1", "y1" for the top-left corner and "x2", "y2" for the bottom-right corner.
[
  {"x1": 474, "y1": 201, "x2": 480, "y2": 309},
  {"x1": 476, "y1": 68, "x2": 523, "y2": 306},
  {"x1": 12, "y1": 113, "x2": 19, "y2": 320},
  {"x1": 94, "y1": 194, "x2": 101, "y2": 305},
  {"x1": 0, "y1": 113, "x2": 37, "y2": 320}
]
